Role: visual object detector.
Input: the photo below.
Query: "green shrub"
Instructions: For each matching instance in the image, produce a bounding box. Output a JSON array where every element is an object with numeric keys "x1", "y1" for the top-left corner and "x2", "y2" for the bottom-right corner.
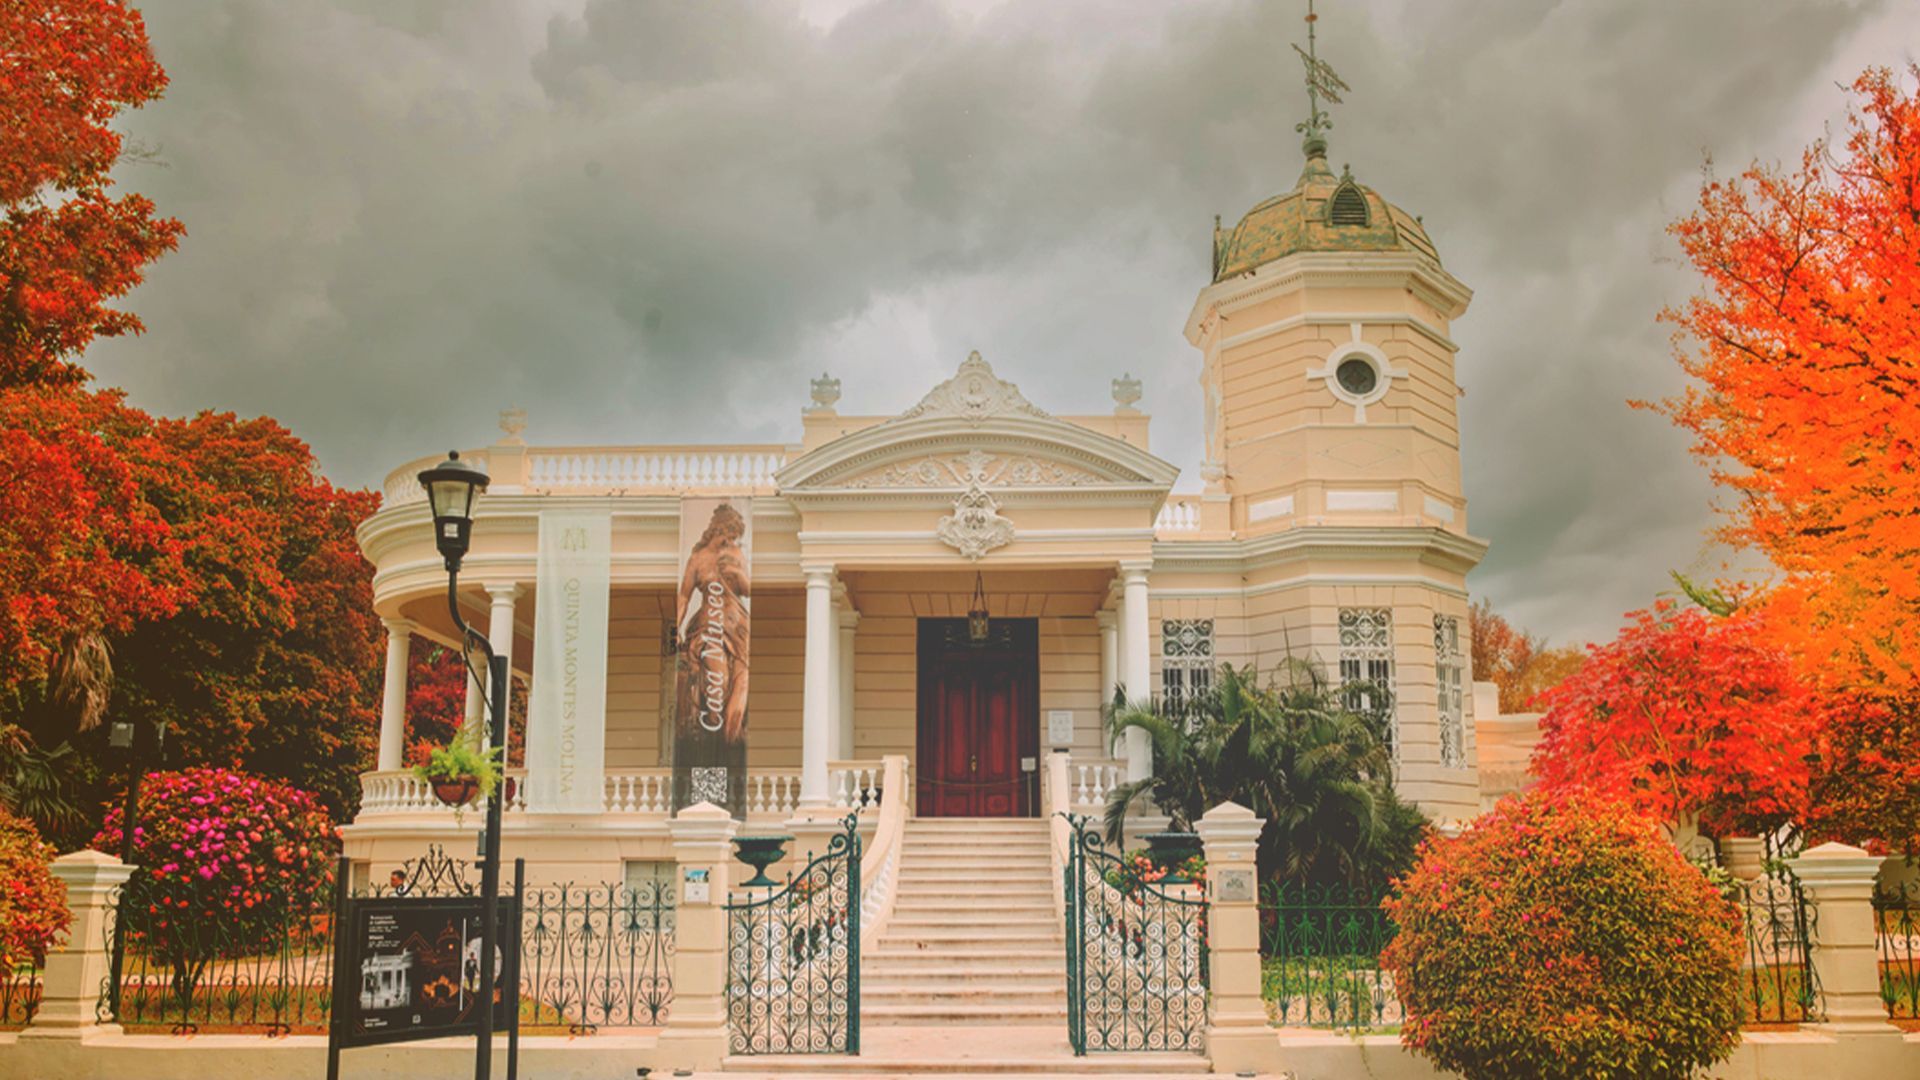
[{"x1": 1381, "y1": 791, "x2": 1743, "y2": 1079}]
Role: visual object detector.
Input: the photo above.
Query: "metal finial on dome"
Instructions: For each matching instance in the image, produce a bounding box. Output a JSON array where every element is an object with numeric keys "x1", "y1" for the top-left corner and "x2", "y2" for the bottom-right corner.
[{"x1": 1292, "y1": 0, "x2": 1348, "y2": 179}]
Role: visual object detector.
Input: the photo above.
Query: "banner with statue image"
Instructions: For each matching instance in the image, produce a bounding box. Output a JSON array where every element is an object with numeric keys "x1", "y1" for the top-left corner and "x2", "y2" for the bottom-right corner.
[{"x1": 669, "y1": 497, "x2": 751, "y2": 817}]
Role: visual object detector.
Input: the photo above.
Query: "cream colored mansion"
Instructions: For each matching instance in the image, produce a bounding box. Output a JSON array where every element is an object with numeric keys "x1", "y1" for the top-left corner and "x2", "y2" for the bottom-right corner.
[{"x1": 342, "y1": 146, "x2": 1537, "y2": 885}]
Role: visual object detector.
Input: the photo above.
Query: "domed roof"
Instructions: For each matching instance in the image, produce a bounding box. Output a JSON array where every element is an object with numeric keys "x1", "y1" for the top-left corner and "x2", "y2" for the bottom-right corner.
[{"x1": 1212, "y1": 156, "x2": 1440, "y2": 282}]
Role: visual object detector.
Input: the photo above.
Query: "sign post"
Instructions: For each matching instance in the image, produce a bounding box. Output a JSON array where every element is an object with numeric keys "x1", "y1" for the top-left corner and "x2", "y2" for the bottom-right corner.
[{"x1": 327, "y1": 855, "x2": 524, "y2": 1080}]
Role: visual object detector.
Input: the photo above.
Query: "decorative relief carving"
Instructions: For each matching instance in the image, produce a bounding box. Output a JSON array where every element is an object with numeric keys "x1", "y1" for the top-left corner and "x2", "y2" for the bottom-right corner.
[
  {"x1": 898, "y1": 350, "x2": 1049, "y2": 424},
  {"x1": 936, "y1": 484, "x2": 1015, "y2": 560},
  {"x1": 843, "y1": 448, "x2": 1100, "y2": 489}
]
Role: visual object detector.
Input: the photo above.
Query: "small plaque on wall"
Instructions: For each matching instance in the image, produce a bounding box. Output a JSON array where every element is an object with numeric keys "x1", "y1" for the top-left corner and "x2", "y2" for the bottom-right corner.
[
  {"x1": 1216, "y1": 868, "x2": 1254, "y2": 902},
  {"x1": 1046, "y1": 710, "x2": 1075, "y2": 747}
]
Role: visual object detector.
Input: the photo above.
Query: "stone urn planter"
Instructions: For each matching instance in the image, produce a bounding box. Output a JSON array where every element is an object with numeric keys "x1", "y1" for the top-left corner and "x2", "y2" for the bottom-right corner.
[
  {"x1": 733, "y1": 834, "x2": 795, "y2": 888},
  {"x1": 1141, "y1": 830, "x2": 1204, "y2": 884}
]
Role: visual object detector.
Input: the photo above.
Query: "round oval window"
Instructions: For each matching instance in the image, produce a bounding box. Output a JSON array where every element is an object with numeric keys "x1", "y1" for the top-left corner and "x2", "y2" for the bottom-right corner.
[{"x1": 1336, "y1": 356, "x2": 1378, "y2": 396}]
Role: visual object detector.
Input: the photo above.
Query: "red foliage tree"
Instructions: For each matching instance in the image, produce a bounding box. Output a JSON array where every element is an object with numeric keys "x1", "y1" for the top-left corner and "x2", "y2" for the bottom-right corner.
[
  {"x1": 1531, "y1": 603, "x2": 1818, "y2": 837},
  {"x1": 1383, "y1": 791, "x2": 1743, "y2": 1079},
  {"x1": 1, "y1": 0, "x2": 183, "y2": 388},
  {"x1": 0, "y1": 386, "x2": 184, "y2": 695},
  {"x1": 405, "y1": 642, "x2": 466, "y2": 766},
  {"x1": 105, "y1": 412, "x2": 382, "y2": 816},
  {"x1": 1661, "y1": 66, "x2": 1920, "y2": 852},
  {"x1": 0, "y1": 809, "x2": 69, "y2": 970}
]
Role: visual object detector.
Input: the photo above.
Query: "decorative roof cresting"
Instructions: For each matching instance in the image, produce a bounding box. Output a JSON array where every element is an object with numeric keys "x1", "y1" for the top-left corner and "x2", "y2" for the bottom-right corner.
[{"x1": 897, "y1": 350, "x2": 1050, "y2": 425}]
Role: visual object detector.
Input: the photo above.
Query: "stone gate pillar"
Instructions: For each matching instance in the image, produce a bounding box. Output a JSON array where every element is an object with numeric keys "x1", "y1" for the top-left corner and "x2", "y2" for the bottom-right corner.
[
  {"x1": 1197, "y1": 801, "x2": 1270, "y2": 1073},
  {"x1": 658, "y1": 802, "x2": 740, "y2": 1070},
  {"x1": 21, "y1": 850, "x2": 136, "y2": 1041}
]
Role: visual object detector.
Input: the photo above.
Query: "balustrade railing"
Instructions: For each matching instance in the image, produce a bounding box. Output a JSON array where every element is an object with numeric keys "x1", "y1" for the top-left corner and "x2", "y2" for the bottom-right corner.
[
  {"x1": 1155, "y1": 497, "x2": 1201, "y2": 534},
  {"x1": 358, "y1": 764, "x2": 885, "y2": 819},
  {"x1": 527, "y1": 447, "x2": 786, "y2": 493},
  {"x1": 1074, "y1": 761, "x2": 1126, "y2": 812}
]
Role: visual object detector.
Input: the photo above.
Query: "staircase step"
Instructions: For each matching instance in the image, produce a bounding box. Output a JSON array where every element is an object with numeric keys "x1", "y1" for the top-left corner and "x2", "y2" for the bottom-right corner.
[
  {"x1": 886, "y1": 916, "x2": 1058, "y2": 934},
  {"x1": 862, "y1": 1002, "x2": 1068, "y2": 1025},
  {"x1": 868, "y1": 944, "x2": 1068, "y2": 959},
  {"x1": 863, "y1": 983, "x2": 1064, "y2": 1006},
  {"x1": 861, "y1": 963, "x2": 1063, "y2": 981},
  {"x1": 890, "y1": 895, "x2": 1059, "y2": 910}
]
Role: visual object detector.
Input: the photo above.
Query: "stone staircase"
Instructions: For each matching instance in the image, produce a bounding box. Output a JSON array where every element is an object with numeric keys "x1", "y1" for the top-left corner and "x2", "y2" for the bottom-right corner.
[{"x1": 861, "y1": 817, "x2": 1066, "y2": 1026}]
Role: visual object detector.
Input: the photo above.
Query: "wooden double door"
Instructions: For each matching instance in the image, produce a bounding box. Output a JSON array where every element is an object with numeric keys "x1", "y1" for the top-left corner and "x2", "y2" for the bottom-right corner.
[{"x1": 915, "y1": 618, "x2": 1040, "y2": 818}]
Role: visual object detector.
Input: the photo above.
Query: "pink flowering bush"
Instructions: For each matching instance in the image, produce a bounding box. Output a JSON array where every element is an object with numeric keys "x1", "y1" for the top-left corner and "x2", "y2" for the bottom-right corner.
[{"x1": 91, "y1": 768, "x2": 337, "y2": 970}]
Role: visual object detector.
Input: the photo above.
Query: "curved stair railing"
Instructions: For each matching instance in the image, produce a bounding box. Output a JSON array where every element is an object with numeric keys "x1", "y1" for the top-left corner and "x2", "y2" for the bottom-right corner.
[
  {"x1": 857, "y1": 755, "x2": 909, "y2": 948},
  {"x1": 1045, "y1": 751, "x2": 1074, "y2": 921}
]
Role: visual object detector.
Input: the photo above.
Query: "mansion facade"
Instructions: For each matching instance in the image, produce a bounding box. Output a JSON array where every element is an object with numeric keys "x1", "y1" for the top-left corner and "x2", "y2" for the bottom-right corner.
[{"x1": 343, "y1": 147, "x2": 1537, "y2": 884}]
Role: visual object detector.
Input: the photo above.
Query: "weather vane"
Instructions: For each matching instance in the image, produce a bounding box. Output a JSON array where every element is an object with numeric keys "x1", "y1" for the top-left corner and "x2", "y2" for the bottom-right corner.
[{"x1": 1293, "y1": 0, "x2": 1349, "y2": 157}]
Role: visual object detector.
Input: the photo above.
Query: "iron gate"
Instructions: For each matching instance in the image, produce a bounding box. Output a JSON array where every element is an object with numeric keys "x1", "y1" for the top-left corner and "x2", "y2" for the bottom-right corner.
[
  {"x1": 1063, "y1": 816, "x2": 1208, "y2": 1054},
  {"x1": 725, "y1": 815, "x2": 860, "y2": 1055}
]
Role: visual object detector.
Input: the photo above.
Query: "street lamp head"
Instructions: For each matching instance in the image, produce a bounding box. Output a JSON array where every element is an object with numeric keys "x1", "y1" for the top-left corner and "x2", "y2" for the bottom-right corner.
[{"x1": 417, "y1": 450, "x2": 491, "y2": 569}]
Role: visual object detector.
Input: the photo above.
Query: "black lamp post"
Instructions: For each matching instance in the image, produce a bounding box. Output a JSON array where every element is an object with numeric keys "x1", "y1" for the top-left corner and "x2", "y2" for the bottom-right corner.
[{"x1": 416, "y1": 450, "x2": 510, "y2": 1080}]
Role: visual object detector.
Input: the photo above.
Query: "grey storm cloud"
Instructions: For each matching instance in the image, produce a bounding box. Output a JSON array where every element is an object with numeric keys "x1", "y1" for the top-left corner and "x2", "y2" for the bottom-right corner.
[{"x1": 86, "y1": 0, "x2": 1910, "y2": 646}]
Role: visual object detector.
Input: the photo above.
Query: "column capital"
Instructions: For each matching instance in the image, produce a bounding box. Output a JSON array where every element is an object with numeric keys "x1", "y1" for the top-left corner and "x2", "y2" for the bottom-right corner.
[
  {"x1": 1095, "y1": 609, "x2": 1117, "y2": 630},
  {"x1": 802, "y1": 563, "x2": 836, "y2": 585},
  {"x1": 837, "y1": 607, "x2": 861, "y2": 630},
  {"x1": 1118, "y1": 559, "x2": 1153, "y2": 582},
  {"x1": 381, "y1": 616, "x2": 416, "y2": 635},
  {"x1": 483, "y1": 581, "x2": 523, "y2": 602}
]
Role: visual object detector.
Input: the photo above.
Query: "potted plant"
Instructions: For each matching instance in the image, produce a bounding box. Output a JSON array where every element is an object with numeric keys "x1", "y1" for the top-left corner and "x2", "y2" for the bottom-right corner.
[{"x1": 412, "y1": 731, "x2": 504, "y2": 812}]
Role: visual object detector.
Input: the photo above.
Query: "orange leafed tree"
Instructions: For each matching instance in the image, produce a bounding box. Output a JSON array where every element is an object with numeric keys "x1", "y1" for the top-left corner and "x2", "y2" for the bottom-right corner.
[
  {"x1": 1661, "y1": 66, "x2": 1920, "y2": 852},
  {"x1": 1468, "y1": 599, "x2": 1584, "y2": 713}
]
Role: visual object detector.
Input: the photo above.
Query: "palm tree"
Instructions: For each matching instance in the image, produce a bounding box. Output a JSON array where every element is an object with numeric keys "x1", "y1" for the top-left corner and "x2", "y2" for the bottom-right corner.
[{"x1": 1103, "y1": 659, "x2": 1423, "y2": 890}]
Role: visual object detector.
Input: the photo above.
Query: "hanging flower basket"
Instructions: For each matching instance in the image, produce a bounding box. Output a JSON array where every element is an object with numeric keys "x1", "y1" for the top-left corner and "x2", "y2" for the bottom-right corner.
[{"x1": 431, "y1": 776, "x2": 480, "y2": 807}]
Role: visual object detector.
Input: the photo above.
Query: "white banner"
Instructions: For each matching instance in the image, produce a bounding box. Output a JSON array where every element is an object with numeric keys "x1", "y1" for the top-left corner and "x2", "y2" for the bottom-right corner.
[{"x1": 525, "y1": 510, "x2": 611, "y2": 813}]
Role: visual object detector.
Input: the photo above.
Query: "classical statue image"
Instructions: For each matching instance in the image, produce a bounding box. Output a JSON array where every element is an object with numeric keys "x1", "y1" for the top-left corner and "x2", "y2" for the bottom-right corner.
[{"x1": 675, "y1": 502, "x2": 751, "y2": 743}]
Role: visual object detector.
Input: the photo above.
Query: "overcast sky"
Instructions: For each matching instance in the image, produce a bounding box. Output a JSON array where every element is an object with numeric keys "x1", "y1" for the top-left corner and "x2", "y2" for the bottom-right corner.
[{"x1": 86, "y1": 0, "x2": 1916, "y2": 646}]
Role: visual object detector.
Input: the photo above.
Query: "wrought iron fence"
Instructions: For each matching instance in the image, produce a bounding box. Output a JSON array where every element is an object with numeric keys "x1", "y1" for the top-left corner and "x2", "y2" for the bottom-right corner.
[
  {"x1": 521, "y1": 879, "x2": 675, "y2": 1032},
  {"x1": 1258, "y1": 879, "x2": 1399, "y2": 1031},
  {"x1": 1877, "y1": 878, "x2": 1919, "y2": 1020},
  {"x1": 725, "y1": 816, "x2": 861, "y2": 1056},
  {"x1": 103, "y1": 869, "x2": 337, "y2": 1035},
  {"x1": 1063, "y1": 817, "x2": 1208, "y2": 1054},
  {"x1": 1732, "y1": 864, "x2": 1820, "y2": 1024},
  {"x1": 2, "y1": 964, "x2": 42, "y2": 1029},
  {"x1": 97, "y1": 847, "x2": 678, "y2": 1036}
]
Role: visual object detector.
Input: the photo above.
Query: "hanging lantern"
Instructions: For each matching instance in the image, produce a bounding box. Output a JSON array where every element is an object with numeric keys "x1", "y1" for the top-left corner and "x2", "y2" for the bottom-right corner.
[{"x1": 967, "y1": 571, "x2": 991, "y2": 644}]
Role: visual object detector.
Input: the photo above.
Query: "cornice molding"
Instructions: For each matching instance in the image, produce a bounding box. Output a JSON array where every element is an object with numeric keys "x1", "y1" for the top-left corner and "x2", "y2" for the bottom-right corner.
[
  {"x1": 1150, "y1": 525, "x2": 1489, "y2": 576},
  {"x1": 1184, "y1": 251, "x2": 1473, "y2": 343}
]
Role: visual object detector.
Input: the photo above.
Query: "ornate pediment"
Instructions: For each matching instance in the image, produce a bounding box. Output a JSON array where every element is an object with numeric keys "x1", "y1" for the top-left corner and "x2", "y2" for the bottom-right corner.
[
  {"x1": 897, "y1": 351, "x2": 1048, "y2": 424},
  {"x1": 844, "y1": 449, "x2": 1101, "y2": 490}
]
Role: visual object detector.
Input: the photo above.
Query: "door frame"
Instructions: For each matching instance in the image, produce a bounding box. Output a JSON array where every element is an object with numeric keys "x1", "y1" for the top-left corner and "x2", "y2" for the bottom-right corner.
[{"x1": 913, "y1": 617, "x2": 1041, "y2": 817}]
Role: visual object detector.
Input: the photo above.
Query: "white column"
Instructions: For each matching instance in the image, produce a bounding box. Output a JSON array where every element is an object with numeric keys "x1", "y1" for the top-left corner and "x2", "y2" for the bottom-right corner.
[
  {"x1": 377, "y1": 618, "x2": 413, "y2": 771},
  {"x1": 800, "y1": 565, "x2": 835, "y2": 809},
  {"x1": 1121, "y1": 562, "x2": 1153, "y2": 782},
  {"x1": 837, "y1": 608, "x2": 860, "y2": 760},
  {"x1": 485, "y1": 583, "x2": 520, "y2": 758},
  {"x1": 1097, "y1": 609, "x2": 1118, "y2": 757}
]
